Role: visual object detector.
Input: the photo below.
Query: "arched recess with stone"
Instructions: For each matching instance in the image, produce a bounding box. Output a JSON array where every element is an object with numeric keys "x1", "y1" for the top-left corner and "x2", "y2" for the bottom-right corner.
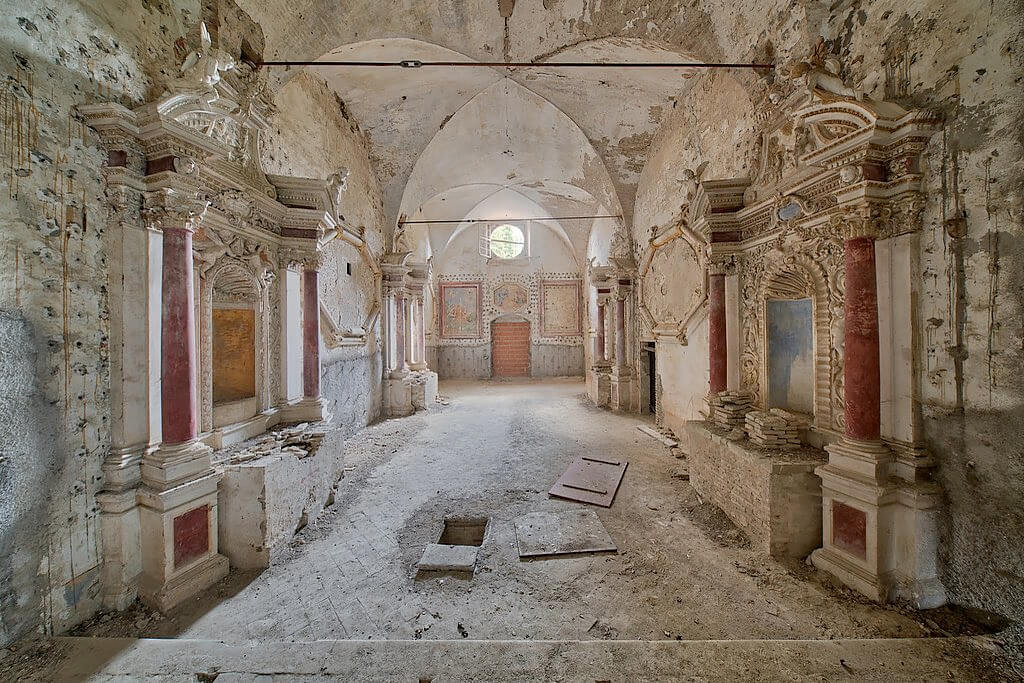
[
  {"x1": 200, "y1": 257, "x2": 274, "y2": 440},
  {"x1": 744, "y1": 242, "x2": 842, "y2": 432}
]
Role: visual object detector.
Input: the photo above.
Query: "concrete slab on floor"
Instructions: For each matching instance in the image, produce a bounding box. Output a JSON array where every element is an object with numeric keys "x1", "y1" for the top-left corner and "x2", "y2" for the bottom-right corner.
[
  {"x1": 417, "y1": 543, "x2": 479, "y2": 572},
  {"x1": 514, "y1": 509, "x2": 617, "y2": 558},
  {"x1": 637, "y1": 424, "x2": 678, "y2": 447},
  {"x1": 11, "y1": 635, "x2": 1008, "y2": 682}
]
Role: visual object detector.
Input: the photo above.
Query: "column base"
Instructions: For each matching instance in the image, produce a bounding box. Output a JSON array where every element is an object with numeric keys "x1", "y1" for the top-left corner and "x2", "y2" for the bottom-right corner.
[
  {"x1": 408, "y1": 370, "x2": 438, "y2": 410},
  {"x1": 811, "y1": 546, "x2": 890, "y2": 602},
  {"x1": 137, "y1": 470, "x2": 228, "y2": 613},
  {"x1": 138, "y1": 552, "x2": 229, "y2": 613},
  {"x1": 408, "y1": 361, "x2": 428, "y2": 372},
  {"x1": 588, "y1": 367, "x2": 611, "y2": 407},
  {"x1": 141, "y1": 439, "x2": 213, "y2": 490},
  {"x1": 96, "y1": 487, "x2": 141, "y2": 610},
  {"x1": 813, "y1": 436, "x2": 947, "y2": 608},
  {"x1": 280, "y1": 397, "x2": 331, "y2": 423},
  {"x1": 384, "y1": 377, "x2": 414, "y2": 417},
  {"x1": 610, "y1": 369, "x2": 636, "y2": 412}
]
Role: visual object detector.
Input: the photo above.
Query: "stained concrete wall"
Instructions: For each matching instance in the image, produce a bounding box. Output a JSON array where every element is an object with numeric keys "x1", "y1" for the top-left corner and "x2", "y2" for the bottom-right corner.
[
  {"x1": 822, "y1": 0, "x2": 1024, "y2": 634},
  {"x1": 0, "y1": 313, "x2": 63, "y2": 645},
  {"x1": 0, "y1": 0, "x2": 196, "y2": 645}
]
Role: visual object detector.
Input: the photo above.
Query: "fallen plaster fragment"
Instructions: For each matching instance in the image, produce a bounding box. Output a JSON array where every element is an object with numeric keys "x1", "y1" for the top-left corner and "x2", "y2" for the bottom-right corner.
[{"x1": 637, "y1": 425, "x2": 678, "y2": 447}]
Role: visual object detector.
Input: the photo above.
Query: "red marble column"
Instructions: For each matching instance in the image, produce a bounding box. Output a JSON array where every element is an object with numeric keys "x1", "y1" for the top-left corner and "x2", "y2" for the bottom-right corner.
[
  {"x1": 614, "y1": 296, "x2": 626, "y2": 368},
  {"x1": 161, "y1": 225, "x2": 199, "y2": 445},
  {"x1": 595, "y1": 301, "x2": 606, "y2": 363},
  {"x1": 416, "y1": 297, "x2": 426, "y2": 366},
  {"x1": 708, "y1": 272, "x2": 727, "y2": 395},
  {"x1": 842, "y1": 236, "x2": 881, "y2": 441},
  {"x1": 394, "y1": 293, "x2": 406, "y2": 372},
  {"x1": 302, "y1": 267, "x2": 320, "y2": 399}
]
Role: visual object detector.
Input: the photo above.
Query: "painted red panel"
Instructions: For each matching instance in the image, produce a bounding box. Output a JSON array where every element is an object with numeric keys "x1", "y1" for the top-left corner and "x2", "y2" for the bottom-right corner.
[
  {"x1": 173, "y1": 504, "x2": 209, "y2": 569},
  {"x1": 832, "y1": 502, "x2": 867, "y2": 560}
]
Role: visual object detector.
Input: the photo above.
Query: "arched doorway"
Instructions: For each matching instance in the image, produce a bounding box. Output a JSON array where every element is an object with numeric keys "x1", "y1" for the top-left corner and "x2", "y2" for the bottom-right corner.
[{"x1": 491, "y1": 316, "x2": 530, "y2": 378}]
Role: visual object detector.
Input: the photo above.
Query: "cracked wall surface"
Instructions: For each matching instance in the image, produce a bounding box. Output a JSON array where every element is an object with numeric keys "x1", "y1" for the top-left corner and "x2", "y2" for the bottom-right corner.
[{"x1": 0, "y1": 0, "x2": 1021, "y2": 650}]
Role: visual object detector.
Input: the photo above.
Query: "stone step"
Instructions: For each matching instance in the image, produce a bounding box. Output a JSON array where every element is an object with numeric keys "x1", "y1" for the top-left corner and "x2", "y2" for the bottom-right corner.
[{"x1": 7, "y1": 635, "x2": 1002, "y2": 682}]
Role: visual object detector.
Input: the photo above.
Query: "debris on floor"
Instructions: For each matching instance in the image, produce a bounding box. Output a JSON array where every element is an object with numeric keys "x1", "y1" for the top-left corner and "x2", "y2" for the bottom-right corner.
[
  {"x1": 549, "y1": 455, "x2": 628, "y2": 507},
  {"x1": 213, "y1": 422, "x2": 328, "y2": 465},
  {"x1": 636, "y1": 424, "x2": 678, "y2": 447},
  {"x1": 513, "y1": 509, "x2": 617, "y2": 558}
]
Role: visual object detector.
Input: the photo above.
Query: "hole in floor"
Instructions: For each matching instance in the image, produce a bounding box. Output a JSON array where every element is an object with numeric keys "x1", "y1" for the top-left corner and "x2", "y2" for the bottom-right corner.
[{"x1": 438, "y1": 517, "x2": 488, "y2": 546}]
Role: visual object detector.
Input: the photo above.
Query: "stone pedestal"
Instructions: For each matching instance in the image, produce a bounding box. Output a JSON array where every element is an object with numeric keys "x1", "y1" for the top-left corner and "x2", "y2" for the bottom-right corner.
[
  {"x1": 137, "y1": 193, "x2": 228, "y2": 611},
  {"x1": 811, "y1": 228, "x2": 945, "y2": 608},
  {"x1": 409, "y1": 370, "x2": 439, "y2": 410},
  {"x1": 384, "y1": 377, "x2": 414, "y2": 416},
  {"x1": 137, "y1": 471, "x2": 228, "y2": 611},
  {"x1": 218, "y1": 445, "x2": 343, "y2": 570},
  {"x1": 609, "y1": 367, "x2": 635, "y2": 412},
  {"x1": 589, "y1": 366, "x2": 611, "y2": 407},
  {"x1": 96, "y1": 476, "x2": 142, "y2": 610},
  {"x1": 683, "y1": 421, "x2": 824, "y2": 559}
]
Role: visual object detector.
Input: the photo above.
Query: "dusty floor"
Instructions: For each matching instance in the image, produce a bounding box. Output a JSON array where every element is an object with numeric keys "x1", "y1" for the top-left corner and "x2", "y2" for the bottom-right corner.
[
  {"x1": 4, "y1": 379, "x2": 1018, "y2": 680},
  {"x1": 72, "y1": 379, "x2": 1004, "y2": 642}
]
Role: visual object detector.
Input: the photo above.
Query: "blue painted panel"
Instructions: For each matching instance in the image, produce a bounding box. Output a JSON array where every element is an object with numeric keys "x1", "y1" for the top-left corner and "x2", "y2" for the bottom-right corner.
[{"x1": 766, "y1": 298, "x2": 814, "y2": 415}]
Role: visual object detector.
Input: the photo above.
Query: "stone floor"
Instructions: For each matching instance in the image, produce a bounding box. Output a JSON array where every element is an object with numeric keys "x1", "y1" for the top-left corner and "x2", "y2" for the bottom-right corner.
[{"x1": 4, "y1": 379, "x2": 1016, "y2": 680}]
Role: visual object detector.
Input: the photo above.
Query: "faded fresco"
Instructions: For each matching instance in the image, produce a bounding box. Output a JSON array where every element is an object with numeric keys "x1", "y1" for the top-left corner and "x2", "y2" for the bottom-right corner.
[
  {"x1": 540, "y1": 281, "x2": 581, "y2": 337},
  {"x1": 440, "y1": 283, "x2": 481, "y2": 339},
  {"x1": 212, "y1": 308, "x2": 256, "y2": 403},
  {"x1": 766, "y1": 298, "x2": 814, "y2": 415},
  {"x1": 493, "y1": 282, "x2": 529, "y2": 314}
]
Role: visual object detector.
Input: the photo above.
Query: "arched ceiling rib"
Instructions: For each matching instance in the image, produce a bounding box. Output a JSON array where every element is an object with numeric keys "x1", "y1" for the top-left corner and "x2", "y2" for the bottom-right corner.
[
  {"x1": 410, "y1": 183, "x2": 609, "y2": 263},
  {"x1": 308, "y1": 37, "x2": 701, "y2": 242}
]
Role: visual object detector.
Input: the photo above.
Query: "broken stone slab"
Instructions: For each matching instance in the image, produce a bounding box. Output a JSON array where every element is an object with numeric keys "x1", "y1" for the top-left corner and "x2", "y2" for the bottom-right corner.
[
  {"x1": 416, "y1": 543, "x2": 479, "y2": 573},
  {"x1": 636, "y1": 425, "x2": 677, "y2": 447}
]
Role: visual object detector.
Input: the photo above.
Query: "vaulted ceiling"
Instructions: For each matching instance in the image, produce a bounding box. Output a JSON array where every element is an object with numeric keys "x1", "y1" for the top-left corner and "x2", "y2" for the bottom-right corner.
[
  {"x1": 308, "y1": 37, "x2": 698, "y2": 246},
  {"x1": 239, "y1": 0, "x2": 813, "y2": 253}
]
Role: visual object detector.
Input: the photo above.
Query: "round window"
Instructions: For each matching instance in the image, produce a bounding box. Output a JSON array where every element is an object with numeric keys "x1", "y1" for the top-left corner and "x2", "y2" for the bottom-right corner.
[{"x1": 489, "y1": 224, "x2": 525, "y2": 259}]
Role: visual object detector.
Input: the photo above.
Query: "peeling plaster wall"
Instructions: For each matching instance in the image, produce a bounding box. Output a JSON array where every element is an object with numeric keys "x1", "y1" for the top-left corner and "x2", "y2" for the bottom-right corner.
[
  {"x1": 633, "y1": 71, "x2": 757, "y2": 240},
  {"x1": 821, "y1": 0, "x2": 1024, "y2": 632},
  {"x1": 632, "y1": 71, "x2": 757, "y2": 429},
  {"x1": 0, "y1": 0, "x2": 198, "y2": 646},
  {"x1": 321, "y1": 345, "x2": 382, "y2": 438},
  {"x1": 630, "y1": 0, "x2": 1024, "y2": 629},
  {"x1": 260, "y1": 71, "x2": 387, "y2": 436},
  {"x1": 0, "y1": 0, "x2": 386, "y2": 646}
]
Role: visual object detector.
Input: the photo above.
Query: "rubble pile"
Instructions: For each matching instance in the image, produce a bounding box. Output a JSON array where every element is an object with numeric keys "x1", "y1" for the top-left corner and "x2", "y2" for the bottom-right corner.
[
  {"x1": 215, "y1": 422, "x2": 328, "y2": 465},
  {"x1": 709, "y1": 391, "x2": 753, "y2": 430},
  {"x1": 744, "y1": 409, "x2": 807, "y2": 449}
]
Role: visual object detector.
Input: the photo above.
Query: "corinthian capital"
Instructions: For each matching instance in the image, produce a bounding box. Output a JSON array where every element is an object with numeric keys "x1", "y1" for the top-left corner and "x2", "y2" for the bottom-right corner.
[
  {"x1": 142, "y1": 188, "x2": 209, "y2": 233},
  {"x1": 829, "y1": 203, "x2": 893, "y2": 241}
]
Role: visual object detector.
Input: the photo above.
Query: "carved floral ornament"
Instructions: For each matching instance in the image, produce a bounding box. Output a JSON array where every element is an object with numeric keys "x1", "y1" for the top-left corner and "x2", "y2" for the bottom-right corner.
[
  {"x1": 707, "y1": 252, "x2": 738, "y2": 276},
  {"x1": 141, "y1": 188, "x2": 210, "y2": 232},
  {"x1": 737, "y1": 234, "x2": 845, "y2": 429}
]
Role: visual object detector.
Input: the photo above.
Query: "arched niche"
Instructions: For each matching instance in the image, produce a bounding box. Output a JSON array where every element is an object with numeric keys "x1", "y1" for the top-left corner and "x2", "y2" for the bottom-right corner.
[
  {"x1": 200, "y1": 259, "x2": 273, "y2": 433},
  {"x1": 754, "y1": 255, "x2": 834, "y2": 429}
]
